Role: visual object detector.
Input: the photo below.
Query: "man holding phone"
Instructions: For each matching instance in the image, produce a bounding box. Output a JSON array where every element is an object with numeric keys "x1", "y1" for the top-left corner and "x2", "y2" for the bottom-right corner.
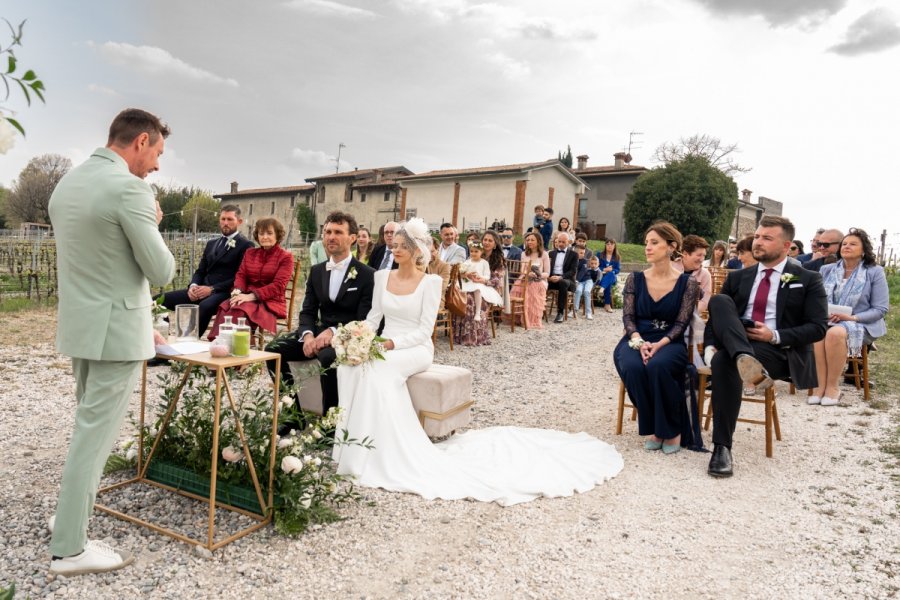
[{"x1": 703, "y1": 216, "x2": 827, "y2": 478}]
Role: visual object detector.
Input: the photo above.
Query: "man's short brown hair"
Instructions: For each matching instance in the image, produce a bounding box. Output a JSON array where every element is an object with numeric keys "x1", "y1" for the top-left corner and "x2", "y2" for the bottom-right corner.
[
  {"x1": 682, "y1": 234, "x2": 709, "y2": 254},
  {"x1": 220, "y1": 204, "x2": 241, "y2": 217},
  {"x1": 324, "y1": 211, "x2": 358, "y2": 235},
  {"x1": 107, "y1": 108, "x2": 170, "y2": 146},
  {"x1": 759, "y1": 215, "x2": 795, "y2": 242}
]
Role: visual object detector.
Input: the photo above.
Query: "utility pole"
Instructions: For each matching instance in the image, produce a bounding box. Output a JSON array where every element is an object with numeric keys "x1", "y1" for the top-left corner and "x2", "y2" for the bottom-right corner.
[{"x1": 335, "y1": 142, "x2": 346, "y2": 173}]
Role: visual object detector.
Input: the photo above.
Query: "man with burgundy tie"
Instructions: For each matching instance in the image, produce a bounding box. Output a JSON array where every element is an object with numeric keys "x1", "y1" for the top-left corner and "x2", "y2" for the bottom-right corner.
[{"x1": 703, "y1": 215, "x2": 827, "y2": 478}]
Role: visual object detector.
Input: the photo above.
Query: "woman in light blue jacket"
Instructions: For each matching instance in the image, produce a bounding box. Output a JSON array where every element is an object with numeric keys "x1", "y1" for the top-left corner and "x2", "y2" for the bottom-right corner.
[{"x1": 810, "y1": 228, "x2": 889, "y2": 406}]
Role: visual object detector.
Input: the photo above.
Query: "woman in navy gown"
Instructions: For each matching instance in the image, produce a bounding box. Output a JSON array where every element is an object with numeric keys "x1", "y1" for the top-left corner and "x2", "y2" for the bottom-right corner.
[{"x1": 613, "y1": 222, "x2": 700, "y2": 454}]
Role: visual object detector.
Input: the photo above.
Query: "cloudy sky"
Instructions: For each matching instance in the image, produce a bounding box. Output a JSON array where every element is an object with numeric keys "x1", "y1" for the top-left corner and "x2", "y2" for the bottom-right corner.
[{"x1": 2, "y1": 0, "x2": 899, "y2": 253}]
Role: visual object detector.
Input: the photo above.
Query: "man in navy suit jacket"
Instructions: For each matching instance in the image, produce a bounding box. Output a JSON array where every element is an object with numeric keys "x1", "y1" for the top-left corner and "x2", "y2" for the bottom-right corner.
[
  {"x1": 704, "y1": 216, "x2": 827, "y2": 478},
  {"x1": 500, "y1": 228, "x2": 523, "y2": 261},
  {"x1": 160, "y1": 205, "x2": 253, "y2": 334}
]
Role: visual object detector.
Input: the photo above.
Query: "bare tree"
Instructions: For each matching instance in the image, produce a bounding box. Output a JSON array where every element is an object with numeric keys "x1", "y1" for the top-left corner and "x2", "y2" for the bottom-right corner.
[
  {"x1": 653, "y1": 133, "x2": 751, "y2": 176},
  {"x1": 7, "y1": 153, "x2": 72, "y2": 224}
]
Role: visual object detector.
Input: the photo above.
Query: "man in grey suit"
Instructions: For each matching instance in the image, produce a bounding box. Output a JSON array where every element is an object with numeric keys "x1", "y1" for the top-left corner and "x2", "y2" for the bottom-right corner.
[
  {"x1": 438, "y1": 222, "x2": 467, "y2": 265},
  {"x1": 48, "y1": 108, "x2": 175, "y2": 574}
]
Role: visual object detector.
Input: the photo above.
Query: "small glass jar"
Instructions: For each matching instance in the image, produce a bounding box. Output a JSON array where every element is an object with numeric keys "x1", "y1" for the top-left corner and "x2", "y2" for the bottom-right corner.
[{"x1": 232, "y1": 317, "x2": 251, "y2": 357}]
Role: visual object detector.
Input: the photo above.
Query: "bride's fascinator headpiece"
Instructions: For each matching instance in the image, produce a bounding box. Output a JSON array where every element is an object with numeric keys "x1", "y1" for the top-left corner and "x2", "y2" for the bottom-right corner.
[{"x1": 397, "y1": 217, "x2": 432, "y2": 265}]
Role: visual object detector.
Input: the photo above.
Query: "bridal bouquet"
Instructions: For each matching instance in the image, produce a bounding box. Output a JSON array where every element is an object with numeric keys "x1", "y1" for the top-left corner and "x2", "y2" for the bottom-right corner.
[{"x1": 332, "y1": 320, "x2": 386, "y2": 367}]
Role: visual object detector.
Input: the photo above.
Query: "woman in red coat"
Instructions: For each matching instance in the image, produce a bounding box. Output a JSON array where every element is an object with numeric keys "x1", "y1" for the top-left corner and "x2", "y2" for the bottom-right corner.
[{"x1": 208, "y1": 217, "x2": 294, "y2": 340}]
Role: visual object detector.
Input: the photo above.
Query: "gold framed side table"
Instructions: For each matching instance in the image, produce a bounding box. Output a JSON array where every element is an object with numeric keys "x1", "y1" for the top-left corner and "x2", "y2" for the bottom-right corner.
[{"x1": 95, "y1": 348, "x2": 281, "y2": 551}]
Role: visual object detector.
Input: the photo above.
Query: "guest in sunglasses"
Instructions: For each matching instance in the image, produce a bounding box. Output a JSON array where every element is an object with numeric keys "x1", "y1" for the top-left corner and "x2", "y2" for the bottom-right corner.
[
  {"x1": 803, "y1": 229, "x2": 843, "y2": 272},
  {"x1": 788, "y1": 240, "x2": 804, "y2": 258},
  {"x1": 499, "y1": 227, "x2": 523, "y2": 260}
]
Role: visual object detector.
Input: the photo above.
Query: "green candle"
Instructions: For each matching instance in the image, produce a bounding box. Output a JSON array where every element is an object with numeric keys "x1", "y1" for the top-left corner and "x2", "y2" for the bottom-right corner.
[{"x1": 232, "y1": 330, "x2": 250, "y2": 357}]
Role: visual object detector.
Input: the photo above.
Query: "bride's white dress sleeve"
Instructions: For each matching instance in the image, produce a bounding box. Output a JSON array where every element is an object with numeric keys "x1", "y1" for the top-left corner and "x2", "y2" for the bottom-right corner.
[
  {"x1": 364, "y1": 270, "x2": 386, "y2": 333},
  {"x1": 391, "y1": 275, "x2": 441, "y2": 350}
]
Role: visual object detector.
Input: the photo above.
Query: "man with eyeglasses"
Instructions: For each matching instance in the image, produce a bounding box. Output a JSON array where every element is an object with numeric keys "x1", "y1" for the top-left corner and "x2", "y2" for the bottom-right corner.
[
  {"x1": 796, "y1": 228, "x2": 824, "y2": 264},
  {"x1": 500, "y1": 228, "x2": 523, "y2": 260},
  {"x1": 803, "y1": 228, "x2": 843, "y2": 272}
]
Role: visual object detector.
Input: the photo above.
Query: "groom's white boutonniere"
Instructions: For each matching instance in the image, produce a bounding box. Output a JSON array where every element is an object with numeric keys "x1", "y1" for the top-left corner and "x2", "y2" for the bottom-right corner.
[
  {"x1": 780, "y1": 273, "x2": 798, "y2": 288},
  {"x1": 347, "y1": 267, "x2": 358, "y2": 281},
  {"x1": 226, "y1": 238, "x2": 236, "y2": 250}
]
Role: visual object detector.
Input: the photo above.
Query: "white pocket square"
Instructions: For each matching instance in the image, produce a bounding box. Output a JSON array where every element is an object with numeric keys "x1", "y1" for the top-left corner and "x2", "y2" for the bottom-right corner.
[
  {"x1": 347, "y1": 287, "x2": 358, "y2": 292},
  {"x1": 789, "y1": 283, "x2": 803, "y2": 288}
]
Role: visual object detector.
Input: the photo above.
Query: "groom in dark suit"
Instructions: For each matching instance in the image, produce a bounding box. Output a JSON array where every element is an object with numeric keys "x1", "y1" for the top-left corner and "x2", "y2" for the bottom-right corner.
[
  {"x1": 159, "y1": 204, "x2": 252, "y2": 334},
  {"x1": 266, "y1": 211, "x2": 375, "y2": 416},
  {"x1": 704, "y1": 215, "x2": 827, "y2": 478}
]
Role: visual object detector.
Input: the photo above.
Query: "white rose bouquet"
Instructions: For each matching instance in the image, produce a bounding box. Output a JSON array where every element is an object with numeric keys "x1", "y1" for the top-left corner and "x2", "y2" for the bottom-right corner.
[{"x1": 332, "y1": 320, "x2": 386, "y2": 367}]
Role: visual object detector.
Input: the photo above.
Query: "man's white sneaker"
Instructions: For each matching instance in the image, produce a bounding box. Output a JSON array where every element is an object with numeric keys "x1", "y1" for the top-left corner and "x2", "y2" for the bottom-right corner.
[
  {"x1": 807, "y1": 395, "x2": 821, "y2": 405},
  {"x1": 49, "y1": 540, "x2": 134, "y2": 576},
  {"x1": 586, "y1": 314, "x2": 593, "y2": 320}
]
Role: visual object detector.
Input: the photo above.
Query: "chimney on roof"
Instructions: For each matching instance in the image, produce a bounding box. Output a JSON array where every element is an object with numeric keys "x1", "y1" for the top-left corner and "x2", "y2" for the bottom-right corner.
[
  {"x1": 576, "y1": 155, "x2": 589, "y2": 170},
  {"x1": 373, "y1": 169, "x2": 383, "y2": 183},
  {"x1": 613, "y1": 152, "x2": 627, "y2": 168},
  {"x1": 742, "y1": 189, "x2": 753, "y2": 203},
  {"x1": 230, "y1": 181, "x2": 239, "y2": 194}
]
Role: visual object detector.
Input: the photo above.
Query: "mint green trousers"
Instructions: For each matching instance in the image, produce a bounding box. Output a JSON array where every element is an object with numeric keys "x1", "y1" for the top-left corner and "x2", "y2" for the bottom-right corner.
[{"x1": 49, "y1": 358, "x2": 142, "y2": 557}]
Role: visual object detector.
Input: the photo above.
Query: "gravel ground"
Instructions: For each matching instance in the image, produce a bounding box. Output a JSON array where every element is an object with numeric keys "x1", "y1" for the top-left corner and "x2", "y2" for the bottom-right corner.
[{"x1": 1, "y1": 308, "x2": 898, "y2": 599}]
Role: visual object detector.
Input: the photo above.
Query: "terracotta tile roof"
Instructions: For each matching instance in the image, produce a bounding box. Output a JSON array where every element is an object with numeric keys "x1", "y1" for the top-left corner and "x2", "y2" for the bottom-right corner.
[
  {"x1": 305, "y1": 166, "x2": 413, "y2": 182},
  {"x1": 398, "y1": 159, "x2": 561, "y2": 180},
  {"x1": 215, "y1": 184, "x2": 315, "y2": 198},
  {"x1": 573, "y1": 165, "x2": 647, "y2": 176}
]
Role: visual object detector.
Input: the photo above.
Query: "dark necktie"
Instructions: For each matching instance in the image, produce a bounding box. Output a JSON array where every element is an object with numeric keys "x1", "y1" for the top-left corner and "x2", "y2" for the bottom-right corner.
[
  {"x1": 751, "y1": 268, "x2": 774, "y2": 323},
  {"x1": 379, "y1": 248, "x2": 393, "y2": 270},
  {"x1": 215, "y1": 236, "x2": 228, "y2": 257}
]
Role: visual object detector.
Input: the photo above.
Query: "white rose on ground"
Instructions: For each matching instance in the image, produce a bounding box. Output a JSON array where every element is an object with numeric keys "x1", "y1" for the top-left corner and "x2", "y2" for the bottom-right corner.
[
  {"x1": 299, "y1": 494, "x2": 312, "y2": 509},
  {"x1": 311, "y1": 457, "x2": 322, "y2": 467},
  {"x1": 281, "y1": 455, "x2": 303, "y2": 474},
  {"x1": 125, "y1": 447, "x2": 138, "y2": 461},
  {"x1": 278, "y1": 437, "x2": 294, "y2": 449},
  {"x1": 280, "y1": 395, "x2": 293, "y2": 408},
  {"x1": 0, "y1": 117, "x2": 16, "y2": 155},
  {"x1": 311, "y1": 429, "x2": 323, "y2": 440},
  {"x1": 222, "y1": 446, "x2": 243, "y2": 462}
]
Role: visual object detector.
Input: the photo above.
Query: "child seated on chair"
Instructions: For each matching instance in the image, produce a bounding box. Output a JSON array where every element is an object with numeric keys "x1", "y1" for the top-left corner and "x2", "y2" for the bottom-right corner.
[
  {"x1": 574, "y1": 252, "x2": 600, "y2": 319},
  {"x1": 460, "y1": 242, "x2": 503, "y2": 321}
]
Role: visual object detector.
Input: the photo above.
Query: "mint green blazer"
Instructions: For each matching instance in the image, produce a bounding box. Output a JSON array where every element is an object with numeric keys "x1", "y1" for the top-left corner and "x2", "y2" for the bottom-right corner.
[{"x1": 49, "y1": 148, "x2": 175, "y2": 361}]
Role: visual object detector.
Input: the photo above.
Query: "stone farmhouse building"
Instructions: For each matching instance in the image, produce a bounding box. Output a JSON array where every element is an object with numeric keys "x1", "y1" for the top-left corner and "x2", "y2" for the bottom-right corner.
[
  {"x1": 213, "y1": 183, "x2": 315, "y2": 243},
  {"x1": 572, "y1": 152, "x2": 647, "y2": 242},
  {"x1": 396, "y1": 160, "x2": 588, "y2": 235},
  {"x1": 731, "y1": 189, "x2": 783, "y2": 240}
]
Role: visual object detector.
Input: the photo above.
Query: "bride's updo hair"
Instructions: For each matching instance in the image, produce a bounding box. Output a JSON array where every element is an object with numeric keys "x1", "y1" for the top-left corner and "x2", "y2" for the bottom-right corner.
[{"x1": 395, "y1": 218, "x2": 432, "y2": 267}]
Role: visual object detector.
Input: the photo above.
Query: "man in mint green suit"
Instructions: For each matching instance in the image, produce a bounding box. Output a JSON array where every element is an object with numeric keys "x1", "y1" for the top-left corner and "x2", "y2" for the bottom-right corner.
[{"x1": 47, "y1": 108, "x2": 175, "y2": 575}]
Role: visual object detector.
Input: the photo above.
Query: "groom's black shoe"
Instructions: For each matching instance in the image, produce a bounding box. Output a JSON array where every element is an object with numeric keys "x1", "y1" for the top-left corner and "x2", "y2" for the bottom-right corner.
[
  {"x1": 707, "y1": 444, "x2": 733, "y2": 478},
  {"x1": 554, "y1": 314, "x2": 564, "y2": 323}
]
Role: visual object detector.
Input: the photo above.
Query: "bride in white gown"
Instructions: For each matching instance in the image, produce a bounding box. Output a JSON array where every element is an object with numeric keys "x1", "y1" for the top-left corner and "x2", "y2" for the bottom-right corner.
[{"x1": 333, "y1": 218, "x2": 623, "y2": 506}]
